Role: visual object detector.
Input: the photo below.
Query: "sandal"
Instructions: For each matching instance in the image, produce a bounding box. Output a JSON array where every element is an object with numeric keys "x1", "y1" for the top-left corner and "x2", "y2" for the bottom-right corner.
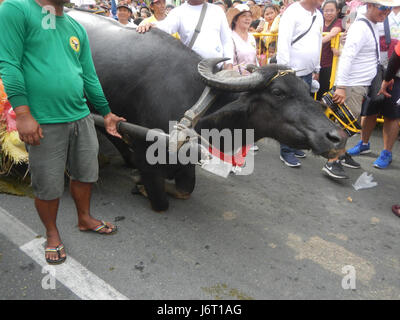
[
  {"x1": 45, "y1": 244, "x2": 66, "y2": 265},
  {"x1": 80, "y1": 220, "x2": 117, "y2": 235},
  {"x1": 391, "y1": 205, "x2": 400, "y2": 218}
]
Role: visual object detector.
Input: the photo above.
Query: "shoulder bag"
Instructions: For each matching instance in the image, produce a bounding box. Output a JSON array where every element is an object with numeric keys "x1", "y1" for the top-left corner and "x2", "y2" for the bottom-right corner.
[
  {"x1": 359, "y1": 18, "x2": 385, "y2": 108},
  {"x1": 188, "y1": 3, "x2": 208, "y2": 49},
  {"x1": 291, "y1": 15, "x2": 317, "y2": 45}
]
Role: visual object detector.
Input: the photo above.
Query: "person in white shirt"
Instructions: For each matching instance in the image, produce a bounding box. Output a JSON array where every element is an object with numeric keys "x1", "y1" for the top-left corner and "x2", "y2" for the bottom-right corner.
[
  {"x1": 341, "y1": 3, "x2": 400, "y2": 170},
  {"x1": 136, "y1": 0, "x2": 233, "y2": 69},
  {"x1": 277, "y1": 0, "x2": 323, "y2": 82},
  {"x1": 276, "y1": 0, "x2": 324, "y2": 168},
  {"x1": 324, "y1": 0, "x2": 394, "y2": 179}
]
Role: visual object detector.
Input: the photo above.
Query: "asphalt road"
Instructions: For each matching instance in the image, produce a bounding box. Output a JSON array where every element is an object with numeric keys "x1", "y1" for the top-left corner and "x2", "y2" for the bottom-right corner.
[{"x1": 1, "y1": 129, "x2": 399, "y2": 300}]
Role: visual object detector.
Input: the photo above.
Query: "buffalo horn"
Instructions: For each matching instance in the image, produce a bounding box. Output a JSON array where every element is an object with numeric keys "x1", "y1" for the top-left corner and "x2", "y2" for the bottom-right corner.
[{"x1": 197, "y1": 58, "x2": 265, "y2": 92}]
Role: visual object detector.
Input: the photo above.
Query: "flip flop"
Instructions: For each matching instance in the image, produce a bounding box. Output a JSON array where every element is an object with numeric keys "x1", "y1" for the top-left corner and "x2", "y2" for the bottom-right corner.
[
  {"x1": 391, "y1": 205, "x2": 400, "y2": 218},
  {"x1": 80, "y1": 220, "x2": 118, "y2": 235},
  {"x1": 45, "y1": 244, "x2": 66, "y2": 265}
]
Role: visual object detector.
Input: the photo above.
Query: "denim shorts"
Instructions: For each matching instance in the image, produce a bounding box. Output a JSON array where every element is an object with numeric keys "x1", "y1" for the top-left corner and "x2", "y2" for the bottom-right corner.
[{"x1": 27, "y1": 114, "x2": 99, "y2": 200}]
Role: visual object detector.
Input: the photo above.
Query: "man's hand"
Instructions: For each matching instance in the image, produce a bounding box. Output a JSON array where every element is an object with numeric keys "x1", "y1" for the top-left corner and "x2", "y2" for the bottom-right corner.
[
  {"x1": 224, "y1": 63, "x2": 233, "y2": 70},
  {"x1": 378, "y1": 79, "x2": 394, "y2": 98},
  {"x1": 340, "y1": 31, "x2": 347, "y2": 45},
  {"x1": 332, "y1": 47, "x2": 341, "y2": 57},
  {"x1": 103, "y1": 112, "x2": 126, "y2": 139},
  {"x1": 15, "y1": 106, "x2": 43, "y2": 146},
  {"x1": 136, "y1": 22, "x2": 154, "y2": 33},
  {"x1": 255, "y1": 20, "x2": 265, "y2": 33},
  {"x1": 332, "y1": 87, "x2": 346, "y2": 105}
]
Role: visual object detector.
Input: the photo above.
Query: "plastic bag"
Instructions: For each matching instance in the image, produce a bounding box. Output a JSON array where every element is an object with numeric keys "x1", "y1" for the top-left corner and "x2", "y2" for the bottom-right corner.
[{"x1": 352, "y1": 172, "x2": 377, "y2": 190}]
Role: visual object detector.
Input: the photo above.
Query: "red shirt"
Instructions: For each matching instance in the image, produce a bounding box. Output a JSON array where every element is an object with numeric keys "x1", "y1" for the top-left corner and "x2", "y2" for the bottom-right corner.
[{"x1": 320, "y1": 18, "x2": 343, "y2": 68}]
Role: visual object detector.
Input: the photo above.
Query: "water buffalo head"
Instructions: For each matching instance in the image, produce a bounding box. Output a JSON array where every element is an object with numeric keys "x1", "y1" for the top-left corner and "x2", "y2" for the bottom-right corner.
[{"x1": 197, "y1": 59, "x2": 347, "y2": 159}]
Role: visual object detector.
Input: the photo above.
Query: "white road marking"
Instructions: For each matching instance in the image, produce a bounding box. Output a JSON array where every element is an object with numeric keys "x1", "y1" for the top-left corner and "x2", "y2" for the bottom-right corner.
[{"x1": 0, "y1": 206, "x2": 129, "y2": 300}]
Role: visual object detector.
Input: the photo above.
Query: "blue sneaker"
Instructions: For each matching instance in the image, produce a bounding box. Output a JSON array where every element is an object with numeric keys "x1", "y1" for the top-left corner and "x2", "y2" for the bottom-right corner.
[
  {"x1": 347, "y1": 140, "x2": 371, "y2": 156},
  {"x1": 373, "y1": 150, "x2": 392, "y2": 169},
  {"x1": 280, "y1": 151, "x2": 301, "y2": 167}
]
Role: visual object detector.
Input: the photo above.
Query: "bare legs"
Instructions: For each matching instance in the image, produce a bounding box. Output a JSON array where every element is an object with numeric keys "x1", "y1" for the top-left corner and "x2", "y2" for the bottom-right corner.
[{"x1": 36, "y1": 179, "x2": 116, "y2": 262}]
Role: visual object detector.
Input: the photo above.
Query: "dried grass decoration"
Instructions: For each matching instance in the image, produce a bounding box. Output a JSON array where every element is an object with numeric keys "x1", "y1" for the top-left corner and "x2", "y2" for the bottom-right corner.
[{"x1": 0, "y1": 79, "x2": 29, "y2": 174}]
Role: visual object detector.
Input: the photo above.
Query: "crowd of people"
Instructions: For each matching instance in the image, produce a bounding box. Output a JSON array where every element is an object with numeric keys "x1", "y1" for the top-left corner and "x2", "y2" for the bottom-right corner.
[{"x1": 1, "y1": 0, "x2": 400, "y2": 265}]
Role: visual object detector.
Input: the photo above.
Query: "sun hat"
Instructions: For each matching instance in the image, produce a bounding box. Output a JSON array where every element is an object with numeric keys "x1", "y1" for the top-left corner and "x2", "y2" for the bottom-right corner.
[{"x1": 226, "y1": 4, "x2": 252, "y2": 28}]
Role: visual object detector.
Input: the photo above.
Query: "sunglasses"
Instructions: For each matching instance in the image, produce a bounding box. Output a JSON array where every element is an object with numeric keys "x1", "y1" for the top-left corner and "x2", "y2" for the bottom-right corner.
[{"x1": 373, "y1": 4, "x2": 392, "y2": 11}]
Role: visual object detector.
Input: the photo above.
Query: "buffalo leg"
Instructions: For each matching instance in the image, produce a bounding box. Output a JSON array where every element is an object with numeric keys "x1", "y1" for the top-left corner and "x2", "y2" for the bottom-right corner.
[
  {"x1": 141, "y1": 172, "x2": 169, "y2": 212},
  {"x1": 97, "y1": 127, "x2": 136, "y2": 167},
  {"x1": 172, "y1": 165, "x2": 195, "y2": 198}
]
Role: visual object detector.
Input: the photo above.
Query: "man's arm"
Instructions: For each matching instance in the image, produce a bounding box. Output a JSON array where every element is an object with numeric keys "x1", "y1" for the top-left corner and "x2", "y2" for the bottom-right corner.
[
  {"x1": 137, "y1": 6, "x2": 180, "y2": 34},
  {"x1": 379, "y1": 43, "x2": 400, "y2": 98},
  {"x1": 276, "y1": 8, "x2": 295, "y2": 66},
  {"x1": 333, "y1": 22, "x2": 365, "y2": 104},
  {"x1": 385, "y1": 43, "x2": 400, "y2": 81},
  {"x1": 0, "y1": 1, "x2": 43, "y2": 145},
  {"x1": 313, "y1": 15, "x2": 324, "y2": 80},
  {"x1": 218, "y1": 8, "x2": 233, "y2": 69},
  {"x1": 0, "y1": 1, "x2": 28, "y2": 108},
  {"x1": 79, "y1": 29, "x2": 126, "y2": 138}
]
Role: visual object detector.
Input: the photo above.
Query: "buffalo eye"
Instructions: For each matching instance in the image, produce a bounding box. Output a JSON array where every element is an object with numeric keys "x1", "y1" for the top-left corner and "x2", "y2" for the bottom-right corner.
[{"x1": 272, "y1": 88, "x2": 283, "y2": 97}]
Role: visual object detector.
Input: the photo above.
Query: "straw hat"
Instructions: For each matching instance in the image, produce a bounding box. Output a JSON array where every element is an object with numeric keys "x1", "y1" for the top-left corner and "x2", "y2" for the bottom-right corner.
[
  {"x1": 250, "y1": 4, "x2": 261, "y2": 20},
  {"x1": 226, "y1": 4, "x2": 252, "y2": 29}
]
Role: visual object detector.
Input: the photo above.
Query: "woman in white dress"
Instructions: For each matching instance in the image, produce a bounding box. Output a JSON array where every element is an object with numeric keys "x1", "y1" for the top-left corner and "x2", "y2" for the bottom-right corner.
[{"x1": 227, "y1": 4, "x2": 258, "y2": 75}]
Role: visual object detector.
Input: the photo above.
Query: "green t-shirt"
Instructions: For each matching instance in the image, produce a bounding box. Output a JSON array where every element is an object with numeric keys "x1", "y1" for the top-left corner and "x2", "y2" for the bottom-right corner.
[{"x1": 0, "y1": 0, "x2": 111, "y2": 124}]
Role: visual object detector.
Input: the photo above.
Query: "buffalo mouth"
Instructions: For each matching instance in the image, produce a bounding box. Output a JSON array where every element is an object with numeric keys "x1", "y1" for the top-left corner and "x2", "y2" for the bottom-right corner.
[
  {"x1": 320, "y1": 149, "x2": 344, "y2": 159},
  {"x1": 307, "y1": 128, "x2": 347, "y2": 159}
]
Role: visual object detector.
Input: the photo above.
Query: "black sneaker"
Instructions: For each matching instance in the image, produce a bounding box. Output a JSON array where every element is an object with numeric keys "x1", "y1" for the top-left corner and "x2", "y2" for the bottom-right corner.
[
  {"x1": 322, "y1": 160, "x2": 349, "y2": 179},
  {"x1": 340, "y1": 152, "x2": 361, "y2": 169},
  {"x1": 294, "y1": 150, "x2": 306, "y2": 158}
]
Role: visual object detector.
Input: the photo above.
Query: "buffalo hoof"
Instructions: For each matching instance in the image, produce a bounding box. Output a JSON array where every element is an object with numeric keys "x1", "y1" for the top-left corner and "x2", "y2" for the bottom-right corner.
[
  {"x1": 131, "y1": 169, "x2": 142, "y2": 184},
  {"x1": 136, "y1": 184, "x2": 148, "y2": 198},
  {"x1": 165, "y1": 181, "x2": 191, "y2": 200},
  {"x1": 151, "y1": 201, "x2": 169, "y2": 213},
  {"x1": 131, "y1": 184, "x2": 141, "y2": 195},
  {"x1": 171, "y1": 192, "x2": 191, "y2": 200}
]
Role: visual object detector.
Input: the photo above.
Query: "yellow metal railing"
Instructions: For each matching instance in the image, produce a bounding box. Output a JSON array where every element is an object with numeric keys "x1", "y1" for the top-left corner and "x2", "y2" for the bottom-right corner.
[{"x1": 251, "y1": 32, "x2": 278, "y2": 65}]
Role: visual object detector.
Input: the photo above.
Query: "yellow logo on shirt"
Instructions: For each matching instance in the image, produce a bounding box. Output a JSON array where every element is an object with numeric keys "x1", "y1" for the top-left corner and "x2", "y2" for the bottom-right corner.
[{"x1": 69, "y1": 36, "x2": 80, "y2": 52}]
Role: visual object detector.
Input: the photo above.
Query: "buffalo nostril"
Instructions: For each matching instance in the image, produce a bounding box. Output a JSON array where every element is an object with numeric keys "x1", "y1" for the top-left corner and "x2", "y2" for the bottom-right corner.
[{"x1": 326, "y1": 129, "x2": 344, "y2": 145}]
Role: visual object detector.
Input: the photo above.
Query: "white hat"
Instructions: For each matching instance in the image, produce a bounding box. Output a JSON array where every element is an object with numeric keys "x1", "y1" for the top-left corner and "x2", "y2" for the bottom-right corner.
[
  {"x1": 235, "y1": 4, "x2": 251, "y2": 13},
  {"x1": 226, "y1": 4, "x2": 251, "y2": 28},
  {"x1": 360, "y1": 0, "x2": 400, "y2": 7}
]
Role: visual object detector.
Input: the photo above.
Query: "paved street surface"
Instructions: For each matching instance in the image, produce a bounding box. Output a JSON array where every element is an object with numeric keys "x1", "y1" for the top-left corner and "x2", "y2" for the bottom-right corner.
[{"x1": 1, "y1": 129, "x2": 399, "y2": 300}]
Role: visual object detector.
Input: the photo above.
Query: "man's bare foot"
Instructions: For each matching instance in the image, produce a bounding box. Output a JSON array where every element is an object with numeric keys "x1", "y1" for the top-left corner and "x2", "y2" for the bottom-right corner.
[
  {"x1": 78, "y1": 216, "x2": 117, "y2": 234},
  {"x1": 45, "y1": 230, "x2": 66, "y2": 264}
]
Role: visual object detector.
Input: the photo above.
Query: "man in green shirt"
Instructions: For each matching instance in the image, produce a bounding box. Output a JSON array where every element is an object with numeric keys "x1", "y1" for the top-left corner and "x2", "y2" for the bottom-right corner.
[{"x1": 0, "y1": 0, "x2": 126, "y2": 264}]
